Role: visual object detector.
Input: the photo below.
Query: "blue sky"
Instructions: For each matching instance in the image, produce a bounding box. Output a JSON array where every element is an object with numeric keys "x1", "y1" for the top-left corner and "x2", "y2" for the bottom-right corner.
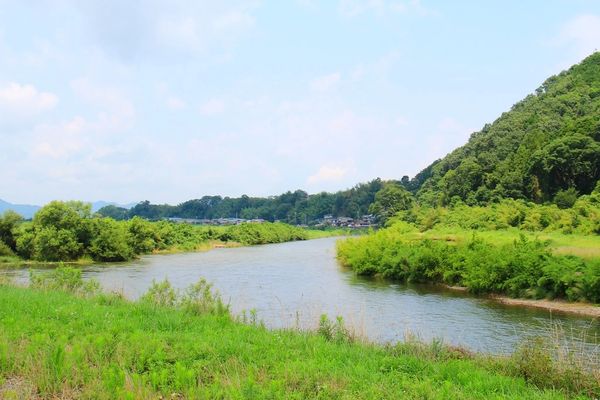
[{"x1": 1, "y1": 0, "x2": 599, "y2": 204}]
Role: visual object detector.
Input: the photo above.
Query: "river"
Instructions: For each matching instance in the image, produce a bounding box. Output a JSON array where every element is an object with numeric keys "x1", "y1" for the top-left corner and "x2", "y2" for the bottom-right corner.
[{"x1": 3, "y1": 237, "x2": 599, "y2": 358}]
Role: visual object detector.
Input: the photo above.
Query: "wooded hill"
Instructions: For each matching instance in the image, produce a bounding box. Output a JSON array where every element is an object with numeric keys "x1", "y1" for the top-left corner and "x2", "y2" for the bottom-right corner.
[{"x1": 410, "y1": 52, "x2": 600, "y2": 206}]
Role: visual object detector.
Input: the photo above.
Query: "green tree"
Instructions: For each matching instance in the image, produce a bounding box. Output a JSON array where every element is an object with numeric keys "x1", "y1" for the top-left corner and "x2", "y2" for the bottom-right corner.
[
  {"x1": 33, "y1": 226, "x2": 82, "y2": 261},
  {"x1": 529, "y1": 135, "x2": 600, "y2": 199},
  {"x1": 369, "y1": 183, "x2": 414, "y2": 223},
  {"x1": 127, "y1": 216, "x2": 157, "y2": 254},
  {"x1": 0, "y1": 210, "x2": 22, "y2": 251},
  {"x1": 26, "y1": 201, "x2": 93, "y2": 261},
  {"x1": 89, "y1": 218, "x2": 133, "y2": 262}
]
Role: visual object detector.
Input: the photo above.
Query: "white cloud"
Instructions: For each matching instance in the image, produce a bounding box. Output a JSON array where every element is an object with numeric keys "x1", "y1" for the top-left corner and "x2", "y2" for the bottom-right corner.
[
  {"x1": 31, "y1": 117, "x2": 87, "y2": 159},
  {"x1": 199, "y1": 98, "x2": 225, "y2": 115},
  {"x1": 0, "y1": 82, "x2": 58, "y2": 117},
  {"x1": 349, "y1": 50, "x2": 400, "y2": 83},
  {"x1": 338, "y1": 0, "x2": 432, "y2": 18},
  {"x1": 212, "y1": 10, "x2": 255, "y2": 32},
  {"x1": 310, "y1": 72, "x2": 341, "y2": 92},
  {"x1": 557, "y1": 14, "x2": 600, "y2": 59},
  {"x1": 307, "y1": 165, "x2": 348, "y2": 184},
  {"x1": 70, "y1": 78, "x2": 135, "y2": 131},
  {"x1": 73, "y1": 1, "x2": 260, "y2": 60},
  {"x1": 167, "y1": 96, "x2": 186, "y2": 110}
]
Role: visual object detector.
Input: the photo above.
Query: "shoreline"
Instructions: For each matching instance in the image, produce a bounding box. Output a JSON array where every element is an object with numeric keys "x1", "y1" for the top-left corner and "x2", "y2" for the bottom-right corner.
[
  {"x1": 490, "y1": 295, "x2": 600, "y2": 318},
  {"x1": 443, "y1": 285, "x2": 600, "y2": 318}
]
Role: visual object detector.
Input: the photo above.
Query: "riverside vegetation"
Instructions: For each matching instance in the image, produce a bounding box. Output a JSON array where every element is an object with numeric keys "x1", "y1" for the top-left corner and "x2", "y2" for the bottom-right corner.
[
  {"x1": 338, "y1": 53, "x2": 600, "y2": 306},
  {"x1": 0, "y1": 268, "x2": 598, "y2": 399},
  {"x1": 0, "y1": 200, "x2": 319, "y2": 265}
]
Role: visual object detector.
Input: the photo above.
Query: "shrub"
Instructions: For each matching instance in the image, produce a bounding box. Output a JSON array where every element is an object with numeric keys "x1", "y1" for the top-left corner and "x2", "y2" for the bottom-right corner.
[
  {"x1": 554, "y1": 188, "x2": 578, "y2": 209},
  {"x1": 180, "y1": 278, "x2": 229, "y2": 316},
  {"x1": 140, "y1": 278, "x2": 231, "y2": 317},
  {"x1": 88, "y1": 218, "x2": 134, "y2": 262},
  {"x1": 140, "y1": 279, "x2": 178, "y2": 307},
  {"x1": 30, "y1": 266, "x2": 100, "y2": 296},
  {"x1": 318, "y1": 314, "x2": 354, "y2": 343},
  {"x1": 0, "y1": 240, "x2": 14, "y2": 257},
  {"x1": 33, "y1": 227, "x2": 82, "y2": 261}
]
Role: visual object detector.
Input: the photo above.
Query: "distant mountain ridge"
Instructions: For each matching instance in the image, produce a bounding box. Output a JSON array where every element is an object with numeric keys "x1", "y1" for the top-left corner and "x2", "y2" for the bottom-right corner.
[
  {"x1": 0, "y1": 199, "x2": 137, "y2": 219},
  {"x1": 0, "y1": 199, "x2": 40, "y2": 219}
]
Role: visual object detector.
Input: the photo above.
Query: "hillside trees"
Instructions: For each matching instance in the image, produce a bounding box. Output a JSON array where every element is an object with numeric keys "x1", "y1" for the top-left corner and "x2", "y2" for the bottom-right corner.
[{"x1": 411, "y1": 52, "x2": 600, "y2": 205}]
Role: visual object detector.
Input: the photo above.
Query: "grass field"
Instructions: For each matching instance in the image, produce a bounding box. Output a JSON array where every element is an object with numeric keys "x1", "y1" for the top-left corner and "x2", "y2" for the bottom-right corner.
[
  {"x1": 386, "y1": 226, "x2": 600, "y2": 259},
  {"x1": 0, "y1": 275, "x2": 598, "y2": 399}
]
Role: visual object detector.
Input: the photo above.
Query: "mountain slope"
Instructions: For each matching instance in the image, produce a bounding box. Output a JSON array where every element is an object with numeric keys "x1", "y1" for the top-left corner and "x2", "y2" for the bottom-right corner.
[{"x1": 414, "y1": 52, "x2": 600, "y2": 206}]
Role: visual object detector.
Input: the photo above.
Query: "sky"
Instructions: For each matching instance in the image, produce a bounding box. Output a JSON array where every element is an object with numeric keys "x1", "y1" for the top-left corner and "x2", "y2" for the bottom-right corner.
[{"x1": 1, "y1": 0, "x2": 600, "y2": 205}]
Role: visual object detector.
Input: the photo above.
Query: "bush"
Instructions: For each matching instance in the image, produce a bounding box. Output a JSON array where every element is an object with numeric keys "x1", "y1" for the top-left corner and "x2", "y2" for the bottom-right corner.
[
  {"x1": 140, "y1": 278, "x2": 230, "y2": 317},
  {"x1": 33, "y1": 227, "x2": 82, "y2": 261},
  {"x1": 88, "y1": 219, "x2": 133, "y2": 262},
  {"x1": 0, "y1": 240, "x2": 14, "y2": 257},
  {"x1": 554, "y1": 188, "x2": 578, "y2": 209},
  {"x1": 30, "y1": 266, "x2": 100, "y2": 296}
]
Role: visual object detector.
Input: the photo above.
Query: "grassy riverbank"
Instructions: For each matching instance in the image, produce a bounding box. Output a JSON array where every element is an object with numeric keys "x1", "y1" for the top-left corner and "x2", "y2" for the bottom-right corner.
[
  {"x1": 0, "y1": 273, "x2": 598, "y2": 399},
  {"x1": 337, "y1": 197, "x2": 600, "y2": 305},
  {"x1": 337, "y1": 223, "x2": 600, "y2": 304}
]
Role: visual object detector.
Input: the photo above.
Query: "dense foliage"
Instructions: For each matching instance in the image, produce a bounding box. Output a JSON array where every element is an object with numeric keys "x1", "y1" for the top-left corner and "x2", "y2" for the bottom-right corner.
[
  {"x1": 393, "y1": 189, "x2": 600, "y2": 235},
  {"x1": 3, "y1": 201, "x2": 309, "y2": 263},
  {"x1": 408, "y1": 52, "x2": 600, "y2": 206},
  {"x1": 99, "y1": 179, "x2": 386, "y2": 223}
]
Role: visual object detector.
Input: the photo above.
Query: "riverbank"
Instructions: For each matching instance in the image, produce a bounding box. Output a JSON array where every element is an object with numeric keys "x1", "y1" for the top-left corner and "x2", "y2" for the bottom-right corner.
[
  {"x1": 337, "y1": 223, "x2": 600, "y2": 305},
  {"x1": 491, "y1": 296, "x2": 600, "y2": 318},
  {"x1": 441, "y1": 285, "x2": 600, "y2": 318},
  {"x1": 0, "y1": 277, "x2": 597, "y2": 399}
]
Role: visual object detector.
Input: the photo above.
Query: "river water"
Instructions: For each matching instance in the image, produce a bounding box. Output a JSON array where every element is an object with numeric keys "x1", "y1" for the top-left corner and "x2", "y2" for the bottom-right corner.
[{"x1": 4, "y1": 237, "x2": 599, "y2": 357}]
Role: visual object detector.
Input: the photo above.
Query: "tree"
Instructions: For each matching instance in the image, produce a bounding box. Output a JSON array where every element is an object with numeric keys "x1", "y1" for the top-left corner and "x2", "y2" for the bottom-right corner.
[
  {"x1": 33, "y1": 226, "x2": 82, "y2": 261},
  {"x1": 127, "y1": 216, "x2": 157, "y2": 254},
  {"x1": 369, "y1": 183, "x2": 414, "y2": 223},
  {"x1": 0, "y1": 210, "x2": 22, "y2": 251},
  {"x1": 97, "y1": 205, "x2": 129, "y2": 220},
  {"x1": 529, "y1": 135, "x2": 600, "y2": 199},
  {"x1": 89, "y1": 218, "x2": 133, "y2": 262},
  {"x1": 25, "y1": 201, "x2": 93, "y2": 261}
]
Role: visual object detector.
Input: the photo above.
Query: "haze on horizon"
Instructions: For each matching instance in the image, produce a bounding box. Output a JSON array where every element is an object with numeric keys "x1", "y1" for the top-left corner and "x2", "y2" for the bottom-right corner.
[{"x1": 1, "y1": 0, "x2": 600, "y2": 205}]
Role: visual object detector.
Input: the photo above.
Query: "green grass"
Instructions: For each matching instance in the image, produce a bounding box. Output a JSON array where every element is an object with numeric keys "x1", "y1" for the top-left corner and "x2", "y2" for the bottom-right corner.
[
  {"x1": 383, "y1": 226, "x2": 600, "y2": 259},
  {"x1": 0, "y1": 282, "x2": 597, "y2": 399}
]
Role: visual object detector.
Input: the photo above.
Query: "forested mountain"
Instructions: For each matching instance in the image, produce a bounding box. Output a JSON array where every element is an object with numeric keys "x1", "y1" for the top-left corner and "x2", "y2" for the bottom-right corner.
[
  {"x1": 99, "y1": 179, "x2": 387, "y2": 223},
  {"x1": 411, "y1": 52, "x2": 600, "y2": 206}
]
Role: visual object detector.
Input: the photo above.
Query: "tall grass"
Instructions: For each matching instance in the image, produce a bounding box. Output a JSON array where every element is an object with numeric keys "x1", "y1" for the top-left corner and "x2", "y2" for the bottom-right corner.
[{"x1": 0, "y1": 268, "x2": 598, "y2": 398}]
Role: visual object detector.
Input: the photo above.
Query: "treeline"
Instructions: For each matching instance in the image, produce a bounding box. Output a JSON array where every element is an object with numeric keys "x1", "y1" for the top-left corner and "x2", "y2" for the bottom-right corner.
[
  {"x1": 98, "y1": 179, "x2": 386, "y2": 223},
  {"x1": 0, "y1": 201, "x2": 309, "y2": 263},
  {"x1": 406, "y1": 52, "x2": 600, "y2": 206},
  {"x1": 393, "y1": 188, "x2": 600, "y2": 235}
]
